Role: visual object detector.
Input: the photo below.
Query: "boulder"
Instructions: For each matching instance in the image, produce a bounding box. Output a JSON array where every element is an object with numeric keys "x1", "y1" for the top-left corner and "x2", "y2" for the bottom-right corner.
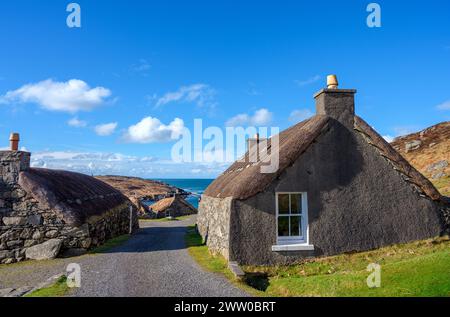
[
  {"x1": 405, "y1": 140, "x2": 422, "y2": 152},
  {"x1": 2, "y1": 217, "x2": 27, "y2": 226},
  {"x1": 25, "y1": 239, "x2": 62, "y2": 260}
]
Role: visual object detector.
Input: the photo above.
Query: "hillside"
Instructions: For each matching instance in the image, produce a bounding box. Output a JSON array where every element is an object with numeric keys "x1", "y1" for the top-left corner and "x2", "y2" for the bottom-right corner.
[
  {"x1": 391, "y1": 121, "x2": 450, "y2": 196},
  {"x1": 95, "y1": 176, "x2": 188, "y2": 212}
]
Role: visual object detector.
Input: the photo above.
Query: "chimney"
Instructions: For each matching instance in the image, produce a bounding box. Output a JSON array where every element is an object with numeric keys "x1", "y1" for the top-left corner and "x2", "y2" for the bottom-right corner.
[
  {"x1": 9, "y1": 133, "x2": 20, "y2": 151},
  {"x1": 314, "y1": 75, "x2": 357, "y2": 128},
  {"x1": 247, "y1": 134, "x2": 268, "y2": 162},
  {"x1": 0, "y1": 134, "x2": 30, "y2": 185}
]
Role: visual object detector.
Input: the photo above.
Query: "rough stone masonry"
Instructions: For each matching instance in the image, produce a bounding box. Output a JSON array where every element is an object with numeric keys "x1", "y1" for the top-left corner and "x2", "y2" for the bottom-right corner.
[{"x1": 0, "y1": 148, "x2": 138, "y2": 264}]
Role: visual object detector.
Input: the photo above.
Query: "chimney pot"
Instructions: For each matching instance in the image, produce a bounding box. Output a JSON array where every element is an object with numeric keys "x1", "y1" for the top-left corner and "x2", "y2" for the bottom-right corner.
[
  {"x1": 9, "y1": 133, "x2": 20, "y2": 151},
  {"x1": 327, "y1": 75, "x2": 339, "y2": 89}
]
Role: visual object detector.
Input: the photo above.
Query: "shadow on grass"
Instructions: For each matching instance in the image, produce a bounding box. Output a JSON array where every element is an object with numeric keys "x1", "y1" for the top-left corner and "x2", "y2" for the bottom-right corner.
[{"x1": 245, "y1": 272, "x2": 270, "y2": 291}]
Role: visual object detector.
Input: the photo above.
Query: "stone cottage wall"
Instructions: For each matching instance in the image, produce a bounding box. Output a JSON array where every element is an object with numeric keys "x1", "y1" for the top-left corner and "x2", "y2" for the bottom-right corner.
[
  {"x1": 0, "y1": 151, "x2": 139, "y2": 264},
  {"x1": 197, "y1": 196, "x2": 232, "y2": 260},
  {"x1": 228, "y1": 120, "x2": 444, "y2": 265}
]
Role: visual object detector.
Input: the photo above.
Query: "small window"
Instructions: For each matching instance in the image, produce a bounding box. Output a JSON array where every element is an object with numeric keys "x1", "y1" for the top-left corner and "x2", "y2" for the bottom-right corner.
[{"x1": 276, "y1": 193, "x2": 308, "y2": 244}]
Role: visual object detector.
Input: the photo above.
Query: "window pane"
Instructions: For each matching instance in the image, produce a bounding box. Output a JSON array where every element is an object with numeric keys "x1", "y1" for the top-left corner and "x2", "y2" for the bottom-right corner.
[
  {"x1": 290, "y1": 216, "x2": 302, "y2": 237},
  {"x1": 290, "y1": 194, "x2": 302, "y2": 214},
  {"x1": 278, "y1": 194, "x2": 290, "y2": 214},
  {"x1": 278, "y1": 217, "x2": 289, "y2": 237}
]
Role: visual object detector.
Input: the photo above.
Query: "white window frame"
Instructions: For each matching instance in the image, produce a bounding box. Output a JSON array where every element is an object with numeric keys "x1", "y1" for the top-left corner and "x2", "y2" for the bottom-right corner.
[{"x1": 273, "y1": 192, "x2": 313, "y2": 251}]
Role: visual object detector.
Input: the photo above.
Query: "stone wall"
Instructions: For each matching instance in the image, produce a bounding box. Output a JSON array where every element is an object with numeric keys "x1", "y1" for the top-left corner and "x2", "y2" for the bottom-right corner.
[
  {"x1": 197, "y1": 196, "x2": 232, "y2": 260},
  {"x1": 0, "y1": 151, "x2": 139, "y2": 264}
]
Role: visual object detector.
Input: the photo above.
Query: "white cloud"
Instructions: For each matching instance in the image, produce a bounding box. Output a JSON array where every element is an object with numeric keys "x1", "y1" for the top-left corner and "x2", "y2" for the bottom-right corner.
[
  {"x1": 155, "y1": 84, "x2": 216, "y2": 109},
  {"x1": 95, "y1": 122, "x2": 118, "y2": 136},
  {"x1": 68, "y1": 117, "x2": 87, "y2": 128},
  {"x1": 131, "y1": 59, "x2": 151, "y2": 75},
  {"x1": 0, "y1": 79, "x2": 111, "y2": 113},
  {"x1": 436, "y1": 100, "x2": 450, "y2": 110},
  {"x1": 295, "y1": 75, "x2": 321, "y2": 87},
  {"x1": 383, "y1": 135, "x2": 395, "y2": 143},
  {"x1": 29, "y1": 150, "x2": 226, "y2": 178},
  {"x1": 288, "y1": 109, "x2": 314, "y2": 123},
  {"x1": 123, "y1": 117, "x2": 184, "y2": 143},
  {"x1": 226, "y1": 108, "x2": 273, "y2": 127}
]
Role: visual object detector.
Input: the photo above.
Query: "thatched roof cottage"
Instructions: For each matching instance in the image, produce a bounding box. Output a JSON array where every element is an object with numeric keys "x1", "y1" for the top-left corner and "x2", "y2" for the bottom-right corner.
[
  {"x1": 197, "y1": 76, "x2": 449, "y2": 265},
  {"x1": 0, "y1": 137, "x2": 139, "y2": 264}
]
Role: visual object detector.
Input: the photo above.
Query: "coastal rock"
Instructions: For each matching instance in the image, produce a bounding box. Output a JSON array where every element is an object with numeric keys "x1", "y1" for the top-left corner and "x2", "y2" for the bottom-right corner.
[{"x1": 25, "y1": 239, "x2": 62, "y2": 260}]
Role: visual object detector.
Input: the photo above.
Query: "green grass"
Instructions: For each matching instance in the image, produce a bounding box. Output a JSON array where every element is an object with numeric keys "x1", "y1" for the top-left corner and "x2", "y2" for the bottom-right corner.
[
  {"x1": 140, "y1": 215, "x2": 193, "y2": 222},
  {"x1": 186, "y1": 226, "x2": 450, "y2": 297},
  {"x1": 89, "y1": 234, "x2": 130, "y2": 254},
  {"x1": 25, "y1": 276, "x2": 71, "y2": 297},
  {"x1": 185, "y1": 225, "x2": 260, "y2": 295},
  {"x1": 243, "y1": 237, "x2": 450, "y2": 297}
]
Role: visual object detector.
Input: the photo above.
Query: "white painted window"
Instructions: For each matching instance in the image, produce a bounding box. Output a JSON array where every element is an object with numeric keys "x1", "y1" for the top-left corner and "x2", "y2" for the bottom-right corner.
[{"x1": 275, "y1": 192, "x2": 309, "y2": 246}]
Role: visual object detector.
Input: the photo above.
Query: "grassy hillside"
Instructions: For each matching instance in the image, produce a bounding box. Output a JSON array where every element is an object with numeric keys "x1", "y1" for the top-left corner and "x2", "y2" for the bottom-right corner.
[{"x1": 391, "y1": 121, "x2": 450, "y2": 196}]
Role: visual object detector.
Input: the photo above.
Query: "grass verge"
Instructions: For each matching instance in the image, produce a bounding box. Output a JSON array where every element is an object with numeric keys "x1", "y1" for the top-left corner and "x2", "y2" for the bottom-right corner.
[
  {"x1": 89, "y1": 234, "x2": 130, "y2": 254},
  {"x1": 243, "y1": 236, "x2": 450, "y2": 297},
  {"x1": 185, "y1": 225, "x2": 263, "y2": 296},
  {"x1": 25, "y1": 276, "x2": 71, "y2": 297},
  {"x1": 186, "y1": 226, "x2": 450, "y2": 297}
]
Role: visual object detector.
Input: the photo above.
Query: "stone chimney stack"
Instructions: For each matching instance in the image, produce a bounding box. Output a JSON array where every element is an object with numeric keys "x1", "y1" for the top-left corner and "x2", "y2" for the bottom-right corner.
[
  {"x1": 247, "y1": 134, "x2": 268, "y2": 162},
  {"x1": 0, "y1": 134, "x2": 31, "y2": 185},
  {"x1": 314, "y1": 75, "x2": 357, "y2": 128}
]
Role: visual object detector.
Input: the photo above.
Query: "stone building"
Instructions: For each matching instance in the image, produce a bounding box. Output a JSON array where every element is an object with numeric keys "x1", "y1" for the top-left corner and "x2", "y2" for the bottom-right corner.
[
  {"x1": 0, "y1": 137, "x2": 139, "y2": 264},
  {"x1": 149, "y1": 195, "x2": 197, "y2": 219},
  {"x1": 198, "y1": 76, "x2": 450, "y2": 266}
]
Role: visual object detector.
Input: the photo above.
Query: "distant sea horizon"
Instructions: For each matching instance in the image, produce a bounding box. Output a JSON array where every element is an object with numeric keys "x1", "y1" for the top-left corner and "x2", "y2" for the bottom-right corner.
[{"x1": 152, "y1": 178, "x2": 215, "y2": 209}]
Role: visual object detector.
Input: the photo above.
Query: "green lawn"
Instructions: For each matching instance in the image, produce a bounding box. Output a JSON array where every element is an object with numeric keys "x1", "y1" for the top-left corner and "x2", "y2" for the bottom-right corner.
[
  {"x1": 185, "y1": 225, "x2": 258, "y2": 294},
  {"x1": 25, "y1": 276, "x2": 71, "y2": 297},
  {"x1": 186, "y1": 226, "x2": 450, "y2": 297}
]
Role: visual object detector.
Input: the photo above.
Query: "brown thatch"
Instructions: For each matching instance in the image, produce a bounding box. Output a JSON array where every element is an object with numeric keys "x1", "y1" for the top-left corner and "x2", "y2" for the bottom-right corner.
[
  {"x1": 150, "y1": 195, "x2": 197, "y2": 218},
  {"x1": 204, "y1": 115, "x2": 330, "y2": 199},
  {"x1": 18, "y1": 168, "x2": 129, "y2": 226},
  {"x1": 354, "y1": 116, "x2": 442, "y2": 201},
  {"x1": 204, "y1": 114, "x2": 443, "y2": 202}
]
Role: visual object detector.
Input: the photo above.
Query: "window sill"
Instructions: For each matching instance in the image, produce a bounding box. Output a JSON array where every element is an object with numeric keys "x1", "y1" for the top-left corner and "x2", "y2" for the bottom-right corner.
[{"x1": 272, "y1": 244, "x2": 315, "y2": 252}]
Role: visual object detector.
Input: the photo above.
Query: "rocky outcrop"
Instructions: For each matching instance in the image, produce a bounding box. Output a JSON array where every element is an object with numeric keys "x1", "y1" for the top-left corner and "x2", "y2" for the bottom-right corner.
[
  {"x1": 96, "y1": 176, "x2": 189, "y2": 215},
  {"x1": 391, "y1": 121, "x2": 450, "y2": 196}
]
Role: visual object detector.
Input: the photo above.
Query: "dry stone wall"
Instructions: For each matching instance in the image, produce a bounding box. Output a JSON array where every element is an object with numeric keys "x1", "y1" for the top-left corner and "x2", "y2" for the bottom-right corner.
[{"x1": 0, "y1": 151, "x2": 138, "y2": 264}]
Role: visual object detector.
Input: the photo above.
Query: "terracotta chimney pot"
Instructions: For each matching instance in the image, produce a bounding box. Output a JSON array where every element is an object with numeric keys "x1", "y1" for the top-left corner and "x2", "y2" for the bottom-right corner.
[
  {"x1": 9, "y1": 133, "x2": 20, "y2": 151},
  {"x1": 327, "y1": 75, "x2": 339, "y2": 89}
]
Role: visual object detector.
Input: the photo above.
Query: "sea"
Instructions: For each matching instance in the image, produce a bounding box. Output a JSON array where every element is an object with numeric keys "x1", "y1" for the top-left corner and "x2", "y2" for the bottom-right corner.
[{"x1": 154, "y1": 179, "x2": 214, "y2": 209}]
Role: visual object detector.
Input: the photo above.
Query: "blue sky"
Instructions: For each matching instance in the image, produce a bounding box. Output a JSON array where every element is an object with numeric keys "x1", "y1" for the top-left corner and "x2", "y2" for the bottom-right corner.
[{"x1": 0, "y1": 0, "x2": 449, "y2": 178}]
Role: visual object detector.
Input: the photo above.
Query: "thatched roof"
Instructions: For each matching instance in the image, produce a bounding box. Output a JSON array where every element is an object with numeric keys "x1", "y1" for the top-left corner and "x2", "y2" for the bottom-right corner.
[
  {"x1": 18, "y1": 168, "x2": 129, "y2": 226},
  {"x1": 204, "y1": 115, "x2": 443, "y2": 202},
  {"x1": 150, "y1": 195, "x2": 197, "y2": 214},
  {"x1": 204, "y1": 115, "x2": 329, "y2": 199}
]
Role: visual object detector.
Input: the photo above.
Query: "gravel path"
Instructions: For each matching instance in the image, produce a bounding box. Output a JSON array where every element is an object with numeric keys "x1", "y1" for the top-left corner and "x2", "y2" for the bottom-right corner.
[{"x1": 1, "y1": 217, "x2": 248, "y2": 297}]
